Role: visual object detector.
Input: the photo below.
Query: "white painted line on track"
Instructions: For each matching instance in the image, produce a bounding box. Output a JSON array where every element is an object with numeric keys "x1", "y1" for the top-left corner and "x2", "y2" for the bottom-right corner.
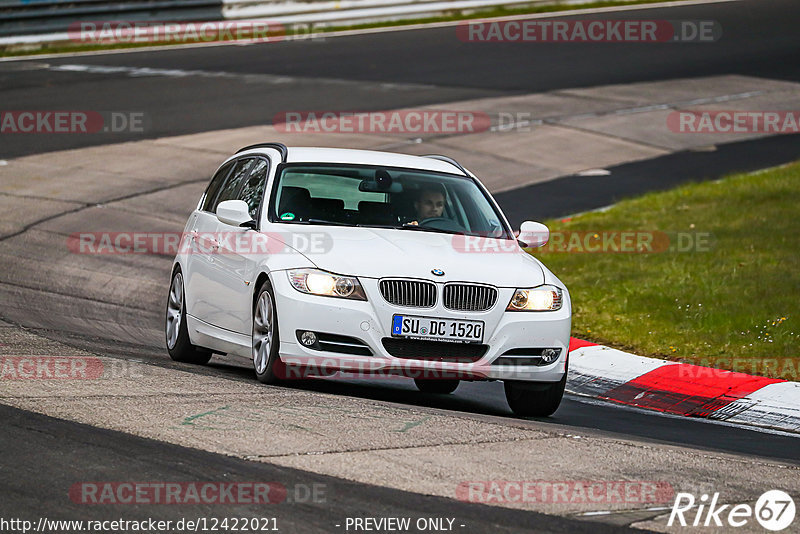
[
  {"x1": 575, "y1": 505, "x2": 673, "y2": 516},
  {"x1": 576, "y1": 168, "x2": 611, "y2": 176},
  {"x1": 47, "y1": 63, "x2": 437, "y2": 90}
]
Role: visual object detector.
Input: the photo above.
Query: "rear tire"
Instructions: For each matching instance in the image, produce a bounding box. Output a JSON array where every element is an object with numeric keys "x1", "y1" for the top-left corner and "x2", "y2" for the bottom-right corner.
[
  {"x1": 414, "y1": 379, "x2": 459, "y2": 394},
  {"x1": 504, "y1": 373, "x2": 566, "y2": 417},
  {"x1": 165, "y1": 269, "x2": 212, "y2": 365},
  {"x1": 252, "y1": 279, "x2": 286, "y2": 384}
]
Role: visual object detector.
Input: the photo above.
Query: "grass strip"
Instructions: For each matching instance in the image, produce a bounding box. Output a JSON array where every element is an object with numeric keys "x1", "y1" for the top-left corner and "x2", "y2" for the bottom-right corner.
[{"x1": 530, "y1": 162, "x2": 800, "y2": 380}]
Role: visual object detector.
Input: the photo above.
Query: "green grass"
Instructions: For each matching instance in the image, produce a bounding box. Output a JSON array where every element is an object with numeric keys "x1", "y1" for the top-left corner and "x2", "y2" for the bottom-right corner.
[
  {"x1": 530, "y1": 162, "x2": 800, "y2": 380},
  {"x1": 313, "y1": 0, "x2": 674, "y2": 33},
  {"x1": 1, "y1": 0, "x2": 679, "y2": 58}
]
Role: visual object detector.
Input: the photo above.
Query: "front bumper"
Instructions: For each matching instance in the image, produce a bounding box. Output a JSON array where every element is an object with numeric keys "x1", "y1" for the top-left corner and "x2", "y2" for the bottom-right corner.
[{"x1": 270, "y1": 272, "x2": 571, "y2": 382}]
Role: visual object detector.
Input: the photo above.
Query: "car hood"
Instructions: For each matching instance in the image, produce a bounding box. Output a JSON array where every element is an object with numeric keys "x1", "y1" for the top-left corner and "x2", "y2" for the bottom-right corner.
[{"x1": 281, "y1": 226, "x2": 545, "y2": 287}]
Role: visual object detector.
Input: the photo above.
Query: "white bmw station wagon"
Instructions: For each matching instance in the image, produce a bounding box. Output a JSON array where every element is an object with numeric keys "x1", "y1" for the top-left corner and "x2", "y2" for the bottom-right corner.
[{"x1": 166, "y1": 143, "x2": 571, "y2": 416}]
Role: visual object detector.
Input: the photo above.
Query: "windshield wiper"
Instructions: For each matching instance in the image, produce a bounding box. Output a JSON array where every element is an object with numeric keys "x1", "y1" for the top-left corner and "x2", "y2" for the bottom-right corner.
[
  {"x1": 355, "y1": 223, "x2": 464, "y2": 235},
  {"x1": 289, "y1": 219, "x2": 469, "y2": 236},
  {"x1": 353, "y1": 223, "x2": 456, "y2": 234},
  {"x1": 305, "y1": 218, "x2": 358, "y2": 227},
  {"x1": 398, "y1": 223, "x2": 461, "y2": 235}
]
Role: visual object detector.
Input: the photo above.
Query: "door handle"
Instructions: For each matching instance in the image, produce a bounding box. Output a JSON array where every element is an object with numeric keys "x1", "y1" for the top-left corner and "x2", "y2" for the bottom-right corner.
[{"x1": 194, "y1": 234, "x2": 220, "y2": 255}]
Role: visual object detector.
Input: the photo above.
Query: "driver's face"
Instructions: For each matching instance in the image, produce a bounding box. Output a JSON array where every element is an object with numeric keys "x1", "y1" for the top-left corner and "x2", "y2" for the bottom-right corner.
[{"x1": 415, "y1": 191, "x2": 445, "y2": 219}]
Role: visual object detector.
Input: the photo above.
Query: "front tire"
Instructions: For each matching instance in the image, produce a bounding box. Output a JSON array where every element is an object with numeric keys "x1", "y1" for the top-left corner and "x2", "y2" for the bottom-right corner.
[
  {"x1": 414, "y1": 379, "x2": 459, "y2": 394},
  {"x1": 504, "y1": 373, "x2": 566, "y2": 417},
  {"x1": 165, "y1": 269, "x2": 212, "y2": 364},
  {"x1": 252, "y1": 279, "x2": 286, "y2": 384}
]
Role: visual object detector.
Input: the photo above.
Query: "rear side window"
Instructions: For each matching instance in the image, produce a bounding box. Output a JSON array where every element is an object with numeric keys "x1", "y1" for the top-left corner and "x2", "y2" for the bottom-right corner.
[
  {"x1": 238, "y1": 158, "x2": 269, "y2": 220},
  {"x1": 202, "y1": 161, "x2": 234, "y2": 212},
  {"x1": 210, "y1": 158, "x2": 255, "y2": 212}
]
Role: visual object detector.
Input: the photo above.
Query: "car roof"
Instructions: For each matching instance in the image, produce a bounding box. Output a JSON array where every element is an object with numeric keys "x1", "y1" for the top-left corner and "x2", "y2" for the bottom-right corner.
[{"x1": 233, "y1": 146, "x2": 467, "y2": 176}]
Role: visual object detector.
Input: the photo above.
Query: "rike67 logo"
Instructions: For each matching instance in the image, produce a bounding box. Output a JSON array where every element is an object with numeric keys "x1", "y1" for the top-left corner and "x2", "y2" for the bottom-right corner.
[{"x1": 668, "y1": 490, "x2": 795, "y2": 531}]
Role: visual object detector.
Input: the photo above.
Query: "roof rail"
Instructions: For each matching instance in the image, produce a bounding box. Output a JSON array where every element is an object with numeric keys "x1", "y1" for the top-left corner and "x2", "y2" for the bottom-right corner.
[
  {"x1": 236, "y1": 142, "x2": 288, "y2": 162},
  {"x1": 421, "y1": 154, "x2": 469, "y2": 176}
]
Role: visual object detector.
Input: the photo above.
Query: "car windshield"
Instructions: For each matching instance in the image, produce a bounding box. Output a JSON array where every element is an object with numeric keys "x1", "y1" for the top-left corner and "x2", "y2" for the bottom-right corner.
[{"x1": 270, "y1": 164, "x2": 512, "y2": 238}]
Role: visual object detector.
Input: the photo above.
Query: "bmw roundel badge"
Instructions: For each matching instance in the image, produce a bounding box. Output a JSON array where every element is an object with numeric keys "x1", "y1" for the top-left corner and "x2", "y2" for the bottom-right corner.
[{"x1": 431, "y1": 268, "x2": 445, "y2": 276}]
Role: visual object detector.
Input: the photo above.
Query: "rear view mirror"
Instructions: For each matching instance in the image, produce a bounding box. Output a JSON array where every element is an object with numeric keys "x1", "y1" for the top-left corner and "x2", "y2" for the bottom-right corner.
[
  {"x1": 359, "y1": 180, "x2": 403, "y2": 193},
  {"x1": 359, "y1": 169, "x2": 403, "y2": 193},
  {"x1": 519, "y1": 221, "x2": 549, "y2": 247}
]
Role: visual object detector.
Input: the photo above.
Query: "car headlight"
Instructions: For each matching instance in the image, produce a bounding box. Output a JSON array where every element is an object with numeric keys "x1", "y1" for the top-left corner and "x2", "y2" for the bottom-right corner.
[
  {"x1": 506, "y1": 285, "x2": 563, "y2": 311},
  {"x1": 288, "y1": 269, "x2": 367, "y2": 300}
]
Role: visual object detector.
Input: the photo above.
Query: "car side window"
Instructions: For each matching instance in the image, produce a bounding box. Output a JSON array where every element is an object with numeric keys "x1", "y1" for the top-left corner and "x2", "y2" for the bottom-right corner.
[
  {"x1": 238, "y1": 158, "x2": 269, "y2": 220},
  {"x1": 210, "y1": 158, "x2": 255, "y2": 213},
  {"x1": 201, "y1": 161, "x2": 235, "y2": 212}
]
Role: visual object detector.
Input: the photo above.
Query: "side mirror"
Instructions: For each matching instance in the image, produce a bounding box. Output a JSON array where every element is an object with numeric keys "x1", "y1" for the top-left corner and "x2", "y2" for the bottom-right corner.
[
  {"x1": 216, "y1": 200, "x2": 255, "y2": 228},
  {"x1": 519, "y1": 221, "x2": 549, "y2": 248}
]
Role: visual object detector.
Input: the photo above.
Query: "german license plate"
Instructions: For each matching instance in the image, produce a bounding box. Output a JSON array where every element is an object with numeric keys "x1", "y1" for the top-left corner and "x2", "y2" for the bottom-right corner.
[{"x1": 391, "y1": 315, "x2": 484, "y2": 343}]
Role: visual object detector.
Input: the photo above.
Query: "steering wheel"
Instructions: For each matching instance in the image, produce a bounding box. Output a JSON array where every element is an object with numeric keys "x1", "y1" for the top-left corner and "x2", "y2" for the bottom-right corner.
[{"x1": 419, "y1": 217, "x2": 465, "y2": 233}]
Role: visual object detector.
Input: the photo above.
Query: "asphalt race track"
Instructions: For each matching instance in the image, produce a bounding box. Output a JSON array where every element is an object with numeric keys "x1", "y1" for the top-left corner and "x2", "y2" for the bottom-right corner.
[
  {"x1": 1, "y1": 0, "x2": 800, "y2": 532},
  {"x1": 1, "y1": 403, "x2": 623, "y2": 534},
  {"x1": 2, "y1": 0, "x2": 800, "y2": 158}
]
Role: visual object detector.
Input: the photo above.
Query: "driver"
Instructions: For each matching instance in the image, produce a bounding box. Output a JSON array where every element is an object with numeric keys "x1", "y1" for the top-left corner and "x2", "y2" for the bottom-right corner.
[{"x1": 408, "y1": 185, "x2": 446, "y2": 224}]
